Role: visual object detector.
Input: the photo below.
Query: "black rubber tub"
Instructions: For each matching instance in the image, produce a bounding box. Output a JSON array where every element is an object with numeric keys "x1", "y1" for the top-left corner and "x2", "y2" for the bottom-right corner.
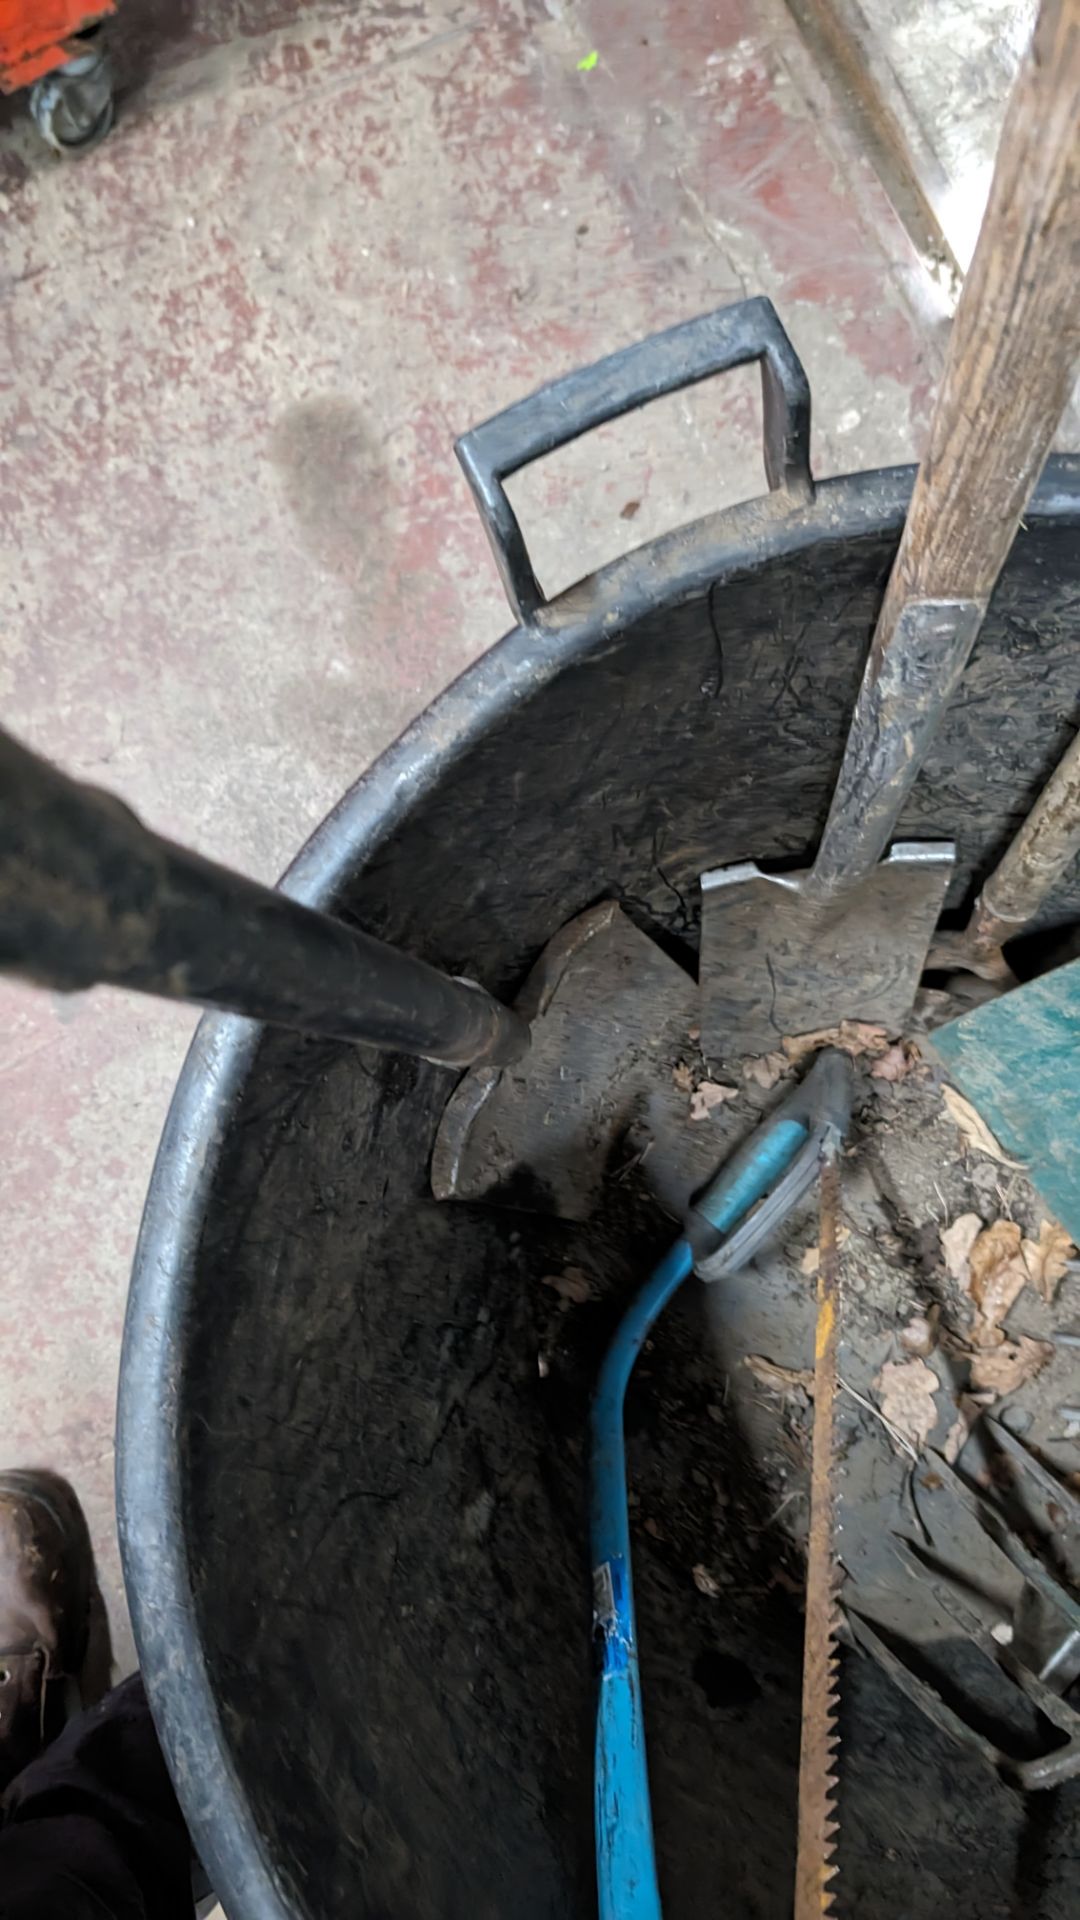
[{"x1": 118, "y1": 301, "x2": 1080, "y2": 1920}]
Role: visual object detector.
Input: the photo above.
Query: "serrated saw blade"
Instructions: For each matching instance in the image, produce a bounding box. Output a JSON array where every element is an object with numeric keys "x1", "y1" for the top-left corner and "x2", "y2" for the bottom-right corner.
[{"x1": 794, "y1": 1146, "x2": 843, "y2": 1919}]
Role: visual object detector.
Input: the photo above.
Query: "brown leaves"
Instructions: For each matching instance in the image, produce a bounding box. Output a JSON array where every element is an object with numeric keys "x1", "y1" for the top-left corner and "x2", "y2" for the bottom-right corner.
[
  {"x1": 899, "y1": 1311, "x2": 937, "y2": 1358},
  {"x1": 941, "y1": 1212, "x2": 983, "y2": 1287},
  {"x1": 954, "y1": 1216, "x2": 1076, "y2": 1344},
  {"x1": 941, "y1": 1086, "x2": 1024, "y2": 1167},
  {"x1": 935, "y1": 1211, "x2": 1067, "y2": 1415},
  {"x1": 870, "y1": 1040, "x2": 921, "y2": 1083},
  {"x1": 744, "y1": 1353, "x2": 814, "y2": 1397},
  {"x1": 689, "y1": 1080, "x2": 739, "y2": 1121},
  {"x1": 744, "y1": 1023, "x2": 921, "y2": 1092},
  {"x1": 874, "y1": 1357, "x2": 939, "y2": 1454},
  {"x1": 969, "y1": 1337, "x2": 1054, "y2": 1396},
  {"x1": 692, "y1": 1564, "x2": 723, "y2": 1599},
  {"x1": 799, "y1": 1225, "x2": 849, "y2": 1276},
  {"x1": 674, "y1": 1057, "x2": 740, "y2": 1120},
  {"x1": 1022, "y1": 1219, "x2": 1074, "y2": 1303},
  {"x1": 782, "y1": 1020, "x2": 889, "y2": 1066},
  {"x1": 742, "y1": 1051, "x2": 789, "y2": 1090},
  {"x1": 541, "y1": 1267, "x2": 592, "y2": 1305},
  {"x1": 968, "y1": 1221, "x2": 1028, "y2": 1346}
]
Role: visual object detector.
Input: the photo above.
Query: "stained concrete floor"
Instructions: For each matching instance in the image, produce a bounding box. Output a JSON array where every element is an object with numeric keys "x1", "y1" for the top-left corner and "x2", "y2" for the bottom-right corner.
[{"x1": 0, "y1": 0, "x2": 947, "y2": 1679}]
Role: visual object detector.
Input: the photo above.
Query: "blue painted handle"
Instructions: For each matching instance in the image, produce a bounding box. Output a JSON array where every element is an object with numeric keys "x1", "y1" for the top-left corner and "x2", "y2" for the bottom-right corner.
[{"x1": 589, "y1": 1117, "x2": 808, "y2": 1919}]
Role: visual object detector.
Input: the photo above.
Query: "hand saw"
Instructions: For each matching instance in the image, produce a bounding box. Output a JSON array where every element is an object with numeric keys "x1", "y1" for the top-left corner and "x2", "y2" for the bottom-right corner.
[{"x1": 794, "y1": 1141, "x2": 844, "y2": 1918}]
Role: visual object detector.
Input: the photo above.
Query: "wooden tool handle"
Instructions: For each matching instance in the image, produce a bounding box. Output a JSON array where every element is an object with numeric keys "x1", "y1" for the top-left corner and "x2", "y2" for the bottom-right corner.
[
  {"x1": 808, "y1": 0, "x2": 1080, "y2": 903},
  {"x1": 973, "y1": 725, "x2": 1080, "y2": 947},
  {"x1": 877, "y1": 0, "x2": 1080, "y2": 626}
]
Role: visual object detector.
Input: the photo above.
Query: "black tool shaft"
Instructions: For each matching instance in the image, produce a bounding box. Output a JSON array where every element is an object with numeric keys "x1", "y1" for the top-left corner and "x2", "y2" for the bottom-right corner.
[{"x1": 0, "y1": 726, "x2": 529, "y2": 1069}]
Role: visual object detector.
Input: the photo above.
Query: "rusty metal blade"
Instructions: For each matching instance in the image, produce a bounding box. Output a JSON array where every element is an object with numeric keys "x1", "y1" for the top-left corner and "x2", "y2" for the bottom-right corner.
[
  {"x1": 699, "y1": 846, "x2": 953, "y2": 1057},
  {"x1": 795, "y1": 1148, "x2": 843, "y2": 1919}
]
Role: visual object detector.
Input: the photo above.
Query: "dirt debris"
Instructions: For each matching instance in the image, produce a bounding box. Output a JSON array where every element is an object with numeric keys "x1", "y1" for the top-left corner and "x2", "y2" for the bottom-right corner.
[
  {"x1": 742, "y1": 1051, "x2": 789, "y2": 1090},
  {"x1": 941, "y1": 1213, "x2": 983, "y2": 1287},
  {"x1": 653, "y1": 1006, "x2": 1076, "y2": 1694},
  {"x1": 942, "y1": 1393, "x2": 995, "y2": 1463},
  {"x1": 874, "y1": 1357, "x2": 939, "y2": 1454},
  {"x1": 690, "y1": 1080, "x2": 739, "y2": 1122},
  {"x1": 744, "y1": 1354, "x2": 814, "y2": 1398},
  {"x1": 869, "y1": 1040, "x2": 921, "y2": 1083},
  {"x1": 692, "y1": 1564, "x2": 723, "y2": 1599},
  {"x1": 899, "y1": 1311, "x2": 937, "y2": 1358},
  {"x1": 799, "y1": 1225, "x2": 849, "y2": 1276},
  {"x1": 540, "y1": 1267, "x2": 592, "y2": 1306}
]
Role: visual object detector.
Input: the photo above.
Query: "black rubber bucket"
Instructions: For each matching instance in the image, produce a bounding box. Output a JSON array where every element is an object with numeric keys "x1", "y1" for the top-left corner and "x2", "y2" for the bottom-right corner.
[{"x1": 118, "y1": 301, "x2": 1080, "y2": 1920}]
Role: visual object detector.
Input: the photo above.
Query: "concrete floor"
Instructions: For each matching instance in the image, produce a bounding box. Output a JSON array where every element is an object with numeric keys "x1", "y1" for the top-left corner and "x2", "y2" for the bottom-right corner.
[{"x1": 1, "y1": 0, "x2": 948, "y2": 1678}]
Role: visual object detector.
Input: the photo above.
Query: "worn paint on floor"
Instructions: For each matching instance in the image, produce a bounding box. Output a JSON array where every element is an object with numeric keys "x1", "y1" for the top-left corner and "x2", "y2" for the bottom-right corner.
[{"x1": 0, "y1": 0, "x2": 937, "y2": 1669}]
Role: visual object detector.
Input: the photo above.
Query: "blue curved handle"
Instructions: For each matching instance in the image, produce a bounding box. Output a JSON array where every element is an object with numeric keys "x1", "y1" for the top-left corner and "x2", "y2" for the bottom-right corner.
[{"x1": 589, "y1": 1117, "x2": 808, "y2": 1919}]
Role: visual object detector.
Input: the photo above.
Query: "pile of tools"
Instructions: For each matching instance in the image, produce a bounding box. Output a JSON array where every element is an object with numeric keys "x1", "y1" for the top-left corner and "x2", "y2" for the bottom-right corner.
[{"x1": 2, "y1": 2, "x2": 1080, "y2": 1914}]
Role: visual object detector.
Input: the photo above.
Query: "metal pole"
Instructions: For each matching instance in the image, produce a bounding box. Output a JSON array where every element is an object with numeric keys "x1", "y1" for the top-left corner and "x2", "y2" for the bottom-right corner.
[{"x1": 0, "y1": 727, "x2": 529, "y2": 1069}]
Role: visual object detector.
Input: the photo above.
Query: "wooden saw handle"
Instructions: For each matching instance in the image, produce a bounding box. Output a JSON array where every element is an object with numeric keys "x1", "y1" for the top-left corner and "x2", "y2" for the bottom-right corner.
[{"x1": 807, "y1": 0, "x2": 1080, "y2": 904}]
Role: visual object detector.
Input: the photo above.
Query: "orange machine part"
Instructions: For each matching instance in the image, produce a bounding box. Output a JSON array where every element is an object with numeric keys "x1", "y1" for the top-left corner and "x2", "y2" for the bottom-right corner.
[{"x1": 0, "y1": 0, "x2": 114, "y2": 92}]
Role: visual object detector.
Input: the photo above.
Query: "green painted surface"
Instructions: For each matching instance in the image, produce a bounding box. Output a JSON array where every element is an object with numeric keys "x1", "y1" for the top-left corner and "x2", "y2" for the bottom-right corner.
[{"x1": 933, "y1": 960, "x2": 1080, "y2": 1242}]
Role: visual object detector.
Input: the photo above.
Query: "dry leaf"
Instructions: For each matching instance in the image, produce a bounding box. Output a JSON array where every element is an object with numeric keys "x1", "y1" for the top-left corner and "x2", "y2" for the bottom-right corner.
[
  {"x1": 692, "y1": 1564, "x2": 722, "y2": 1599},
  {"x1": 941, "y1": 1390, "x2": 995, "y2": 1464},
  {"x1": 671, "y1": 1060, "x2": 694, "y2": 1094},
  {"x1": 744, "y1": 1353, "x2": 814, "y2": 1396},
  {"x1": 799, "y1": 1225, "x2": 850, "y2": 1276},
  {"x1": 783, "y1": 1020, "x2": 889, "y2": 1065},
  {"x1": 875, "y1": 1358, "x2": 939, "y2": 1454},
  {"x1": 687, "y1": 1025, "x2": 701, "y2": 1044},
  {"x1": 742, "y1": 1051, "x2": 789, "y2": 1090},
  {"x1": 900, "y1": 1312, "x2": 937, "y2": 1358},
  {"x1": 870, "y1": 1040, "x2": 920, "y2": 1083},
  {"x1": 969, "y1": 1336, "x2": 1054, "y2": 1396},
  {"x1": 968, "y1": 1220, "x2": 1027, "y2": 1346},
  {"x1": 541, "y1": 1267, "x2": 592, "y2": 1305},
  {"x1": 941, "y1": 1085, "x2": 1025, "y2": 1168},
  {"x1": 941, "y1": 1213, "x2": 983, "y2": 1288},
  {"x1": 689, "y1": 1079, "x2": 739, "y2": 1121},
  {"x1": 1021, "y1": 1219, "x2": 1075, "y2": 1304}
]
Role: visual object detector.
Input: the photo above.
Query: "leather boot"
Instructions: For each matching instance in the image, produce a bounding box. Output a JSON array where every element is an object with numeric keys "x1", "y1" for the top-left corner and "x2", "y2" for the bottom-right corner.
[{"x1": 0, "y1": 1470, "x2": 111, "y2": 1794}]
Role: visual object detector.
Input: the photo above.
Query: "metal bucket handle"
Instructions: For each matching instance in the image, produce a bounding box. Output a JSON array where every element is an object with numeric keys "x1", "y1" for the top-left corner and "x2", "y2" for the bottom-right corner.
[{"x1": 455, "y1": 295, "x2": 815, "y2": 625}]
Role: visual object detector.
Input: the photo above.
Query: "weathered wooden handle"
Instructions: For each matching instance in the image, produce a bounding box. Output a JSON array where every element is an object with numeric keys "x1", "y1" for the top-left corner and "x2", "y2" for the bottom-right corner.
[
  {"x1": 879, "y1": 0, "x2": 1080, "y2": 618},
  {"x1": 972, "y1": 726, "x2": 1080, "y2": 947},
  {"x1": 808, "y1": 0, "x2": 1080, "y2": 902}
]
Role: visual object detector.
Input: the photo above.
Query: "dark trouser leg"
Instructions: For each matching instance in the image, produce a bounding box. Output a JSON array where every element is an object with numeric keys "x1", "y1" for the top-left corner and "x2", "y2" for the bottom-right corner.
[{"x1": 0, "y1": 1672, "x2": 195, "y2": 1920}]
